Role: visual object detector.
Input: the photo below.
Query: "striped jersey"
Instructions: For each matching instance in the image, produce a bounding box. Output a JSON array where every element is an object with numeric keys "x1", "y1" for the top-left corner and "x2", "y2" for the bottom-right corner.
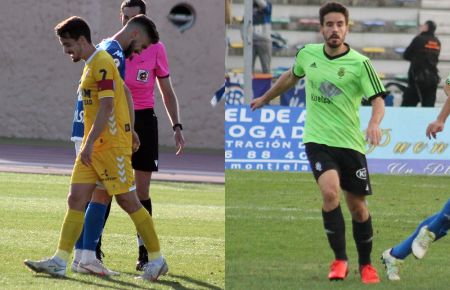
[{"x1": 292, "y1": 43, "x2": 386, "y2": 154}]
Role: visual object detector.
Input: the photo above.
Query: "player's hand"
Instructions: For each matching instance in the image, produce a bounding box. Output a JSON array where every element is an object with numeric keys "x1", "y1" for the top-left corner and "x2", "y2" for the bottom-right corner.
[
  {"x1": 365, "y1": 122, "x2": 381, "y2": 146},
  {"x1": 174, "y1": 129, "x2": 185, "y2": 156},
  {"x1": 250, "y1": 97, "x2": 267, "y2": 111},
  {"x1": 132, "y1": 130, "x2": 140, "y2": 152},
  {"x1": 426, "y1": 120, "x2": 444, "y2": 139},
  {"x1": 80, "y1": 142, "x2": 93, "y2": 166}
]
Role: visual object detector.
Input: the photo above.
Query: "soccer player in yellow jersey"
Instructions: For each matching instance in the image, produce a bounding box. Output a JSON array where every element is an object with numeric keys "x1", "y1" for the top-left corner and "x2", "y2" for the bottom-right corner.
[{"x1": 24, "y1": 16, "x2": 167, "y2": 282}]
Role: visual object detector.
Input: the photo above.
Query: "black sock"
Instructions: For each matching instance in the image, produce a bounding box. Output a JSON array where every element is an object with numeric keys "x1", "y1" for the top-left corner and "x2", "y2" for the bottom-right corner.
[
  {"x1": 96, "y1": 201, "x2": 112, "y2": 260},
  {"x1": 322, "y1": 205, "x2": 347, "y2": 261},
  {"x1": 140, "y1": 198, "x2": 152, "y2": 216},
  {"x1": 353, "y1": 215, "x2": 373, "y2": 266}
]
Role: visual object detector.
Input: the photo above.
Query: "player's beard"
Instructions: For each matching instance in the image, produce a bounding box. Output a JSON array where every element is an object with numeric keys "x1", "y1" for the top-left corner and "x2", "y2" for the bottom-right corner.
[
  {"x1": 326, "y1": 34, "x2": 342, "y2": 49},
  {"x1": 71, "y1": 55, "x2": 81, "y2": 62},
  {"x1": 124, "y1": 40, "x2": 136, "y2": 59}
]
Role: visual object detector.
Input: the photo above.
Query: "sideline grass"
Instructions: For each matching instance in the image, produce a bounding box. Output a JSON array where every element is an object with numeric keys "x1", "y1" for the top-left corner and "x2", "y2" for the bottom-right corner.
[
  {"x1": 0, "y1": 172, "x2": 224, "y2": 289},
  {"x1": 226, "y1": 170, "x2": 450, "y2": 290}
]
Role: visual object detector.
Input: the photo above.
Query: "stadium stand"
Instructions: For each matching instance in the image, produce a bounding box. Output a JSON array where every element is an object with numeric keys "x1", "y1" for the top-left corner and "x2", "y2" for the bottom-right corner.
[{"x1": 227, "y1": 0, "x2": 450, "y2": 106}]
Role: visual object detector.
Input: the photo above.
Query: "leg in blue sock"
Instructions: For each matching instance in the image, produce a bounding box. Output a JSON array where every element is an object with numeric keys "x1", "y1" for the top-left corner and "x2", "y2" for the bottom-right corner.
[
  {"x1": 427, "y1": 199, "x2": 450, "y2": 237},
  {"x1": 82, "y1": 202, "x2": 107, "y2": 252}
]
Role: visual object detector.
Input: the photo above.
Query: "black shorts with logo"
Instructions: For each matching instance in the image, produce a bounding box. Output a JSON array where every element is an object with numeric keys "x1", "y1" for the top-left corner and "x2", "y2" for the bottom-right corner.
[
  {"x1": 305, "y1": 142, "x2": 372, "y2": 196},
  {"x1": 132, "y1": 108, "x2": 159, "y2": 172}
]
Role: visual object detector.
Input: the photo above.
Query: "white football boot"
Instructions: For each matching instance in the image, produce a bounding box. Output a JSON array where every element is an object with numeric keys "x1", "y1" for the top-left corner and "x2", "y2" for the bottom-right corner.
[
  {"x1": 381, "y1": 249, "x2": 404, "y2": 281},
  {"x1": 77, "y1": 259, "x2": 119, "y2": 276},
  {"x1": 140, "y1": 256, "x2": 169, "y2": 281},
  {"x1": 24, "y1": 257, "x2": 66, "y2": 277},
  {"x1": 412, "y1": 226, "x2": 436, "y2": 259}
]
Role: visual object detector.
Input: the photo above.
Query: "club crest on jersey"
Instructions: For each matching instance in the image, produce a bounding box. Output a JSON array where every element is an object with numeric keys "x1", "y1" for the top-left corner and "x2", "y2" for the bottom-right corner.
[
  {"x1": 137, "y1": 69, "x2": 149, "y2": 82},
  {"x1": 338, "y1": 67, "x2": 345, "y2": 78},
  {"x1": 356, "y1": 168, "x2": 367, "y2": 180},
  {"x1": 114, "y1": 58, "x2": 120, "y2": 68},
  {"x1": 315, "y1": 162, "x2": 322, "y2": 172}
]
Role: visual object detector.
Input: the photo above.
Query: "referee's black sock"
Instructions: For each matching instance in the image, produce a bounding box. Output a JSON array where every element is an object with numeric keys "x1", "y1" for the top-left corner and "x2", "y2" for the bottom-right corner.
[
  {"x1": 352, "y1": 215, "x2": 373, "y2": 266},
  {"x1": 322, "y1": 204, "x2": 348, "y2": 261},
  {"x1": 140, "y1": 198, "x2": 152, "y2": 216}
]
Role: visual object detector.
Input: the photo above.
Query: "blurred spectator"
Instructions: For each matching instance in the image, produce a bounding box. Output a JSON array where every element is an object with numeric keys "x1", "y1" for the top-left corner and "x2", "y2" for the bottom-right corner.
[
  {"x1": 253, "y1": 0, "x2": 272, "y2": 73},
  {"x1": 225, "y1": 0, "x2": 232, "y2": 25},
  {"x1": 402, "y1": 20, "x2": 441, "y2": 107}
]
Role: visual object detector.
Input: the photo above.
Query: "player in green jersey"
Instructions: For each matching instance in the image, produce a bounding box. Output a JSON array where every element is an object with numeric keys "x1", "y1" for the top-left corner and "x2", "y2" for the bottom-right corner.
[{"x1": 251, "y1": 1, "x2": 385, "y2": 284}]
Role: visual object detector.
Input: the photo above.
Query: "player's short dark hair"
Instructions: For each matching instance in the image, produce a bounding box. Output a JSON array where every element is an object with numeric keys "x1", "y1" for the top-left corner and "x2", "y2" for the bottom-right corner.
[
  {"x1": 54, "y1": 16, "x2": 92, "y2": 43},
  {"x1": 127, "y1": 14, "x2": 159, "y2": 44},
  {"x1": 121, "y1": 0, "x2": 147, "y2": 15},
  {"x1": 426, "y1": 20, "x2": 437, "y2": 34},
  {"x1": 319, "y1": 2, "x2": 349, "y2": 26}
]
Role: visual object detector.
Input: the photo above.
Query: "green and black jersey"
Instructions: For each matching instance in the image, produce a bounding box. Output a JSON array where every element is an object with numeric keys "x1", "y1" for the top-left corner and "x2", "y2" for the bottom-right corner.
[{"x1": 292, "y1": 43, "x2": 386, "y2": 154}]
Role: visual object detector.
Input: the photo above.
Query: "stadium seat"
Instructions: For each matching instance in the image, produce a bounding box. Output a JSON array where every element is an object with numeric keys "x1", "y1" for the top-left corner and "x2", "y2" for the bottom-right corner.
[
  {"x1": 362, "y1": 47, "x2": 386, "y2": 54},
  {"x1": 298, "y1": 18, "x2": 320, "y2": 31},
  {"x1": 394, "y1": 20, "x2": 417, "y2": 32},
  {"x1": 394, "y1": 47, "x2": 406, "y2": 54},
  {"x1": 362, "y1": 20, "x2": 386, "y2": 29},
  {"x1": 272, "y1": 17, "x2": 290, "y2": 26},
  {"x1": 229, "y1": 42, "x2": 243, "y2": 49},
  {"x1": 394, "y1": 74, "x2": 408, "y2": 82},
  {"x1": 230, "y1": 68, "x2": 244, "y2": 74}
]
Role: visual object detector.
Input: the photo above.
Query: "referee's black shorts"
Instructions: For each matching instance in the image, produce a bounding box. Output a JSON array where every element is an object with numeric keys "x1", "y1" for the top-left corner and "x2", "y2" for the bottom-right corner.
[
  {"x1": 305, "y1": 142, "x2": 372, "y2": 196},
  {"x1": 132, "y1": 108, "x2": 159, "y2": 172}
]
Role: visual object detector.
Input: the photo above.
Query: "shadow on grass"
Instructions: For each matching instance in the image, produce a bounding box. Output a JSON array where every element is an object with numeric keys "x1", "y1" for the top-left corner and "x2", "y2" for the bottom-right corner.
[
  {"x1": 119, "y1": 271, "x2": 224, "y2": 290},
  {"x1": 32, "y1": 273, "x2": 149, "y2": 290}
]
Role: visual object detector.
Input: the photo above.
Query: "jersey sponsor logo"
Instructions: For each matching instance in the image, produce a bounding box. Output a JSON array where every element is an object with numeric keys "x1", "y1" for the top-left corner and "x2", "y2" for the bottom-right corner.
[
  {"x1": 356, "y1": 168, "x2": 367, "y2": 180},
  {"x1": 100, "y1": 169, "x2": 117, "y2": 182},
  {"x1": 424, "y1": 40, "x2": 440, "y2": 51},
  {"x1": 137, "y1": 69, "x2": 149, "y2": 82},
  {"x1": 82, "y1": 89, "x2": 93, "y2": 105},
  {"x1": 82, "y1": 89, "x2": 91, "y2": 98},
  {"x1": 73, "y1": 107, "x2": 84, "y2": 123},
  {"x1": 311, "y1": 94, "x2": 331, "y2": 104},
  {"x1": 319, "y1": 81, "x2": 342, "y2": 98},
  {"x1": 310, "y1": 62, "x2": 317, "y2": 68}
]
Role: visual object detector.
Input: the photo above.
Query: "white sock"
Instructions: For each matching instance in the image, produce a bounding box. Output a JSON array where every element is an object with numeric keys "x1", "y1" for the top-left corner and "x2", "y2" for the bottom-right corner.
[
  {"x1": 80, "y1": 250, "x2": 96, "y2": 264},
  {"x1": 73, "y1": 249, "x2": 82, "y2": 263},
  {"x1": 51, "y1": 255, "x2": 67, "y2": 267},
  {"x1": 137, "y1": 236, "x2": 144, "y2": 247}
]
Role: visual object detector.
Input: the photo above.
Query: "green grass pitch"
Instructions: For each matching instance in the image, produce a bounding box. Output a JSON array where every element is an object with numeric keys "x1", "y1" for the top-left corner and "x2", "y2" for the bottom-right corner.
[
  {"x1": 226, "y1": 170, "x2": 450, "y2": 290},
  {"x1": 0, "y1": 172, "x2": 224, "y2": 289}
]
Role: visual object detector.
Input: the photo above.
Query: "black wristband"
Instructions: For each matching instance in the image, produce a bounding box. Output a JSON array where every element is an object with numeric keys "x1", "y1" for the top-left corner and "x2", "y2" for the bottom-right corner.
[{"x1": 172, "y1": 123, "x2": 183, "y2": 131}]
